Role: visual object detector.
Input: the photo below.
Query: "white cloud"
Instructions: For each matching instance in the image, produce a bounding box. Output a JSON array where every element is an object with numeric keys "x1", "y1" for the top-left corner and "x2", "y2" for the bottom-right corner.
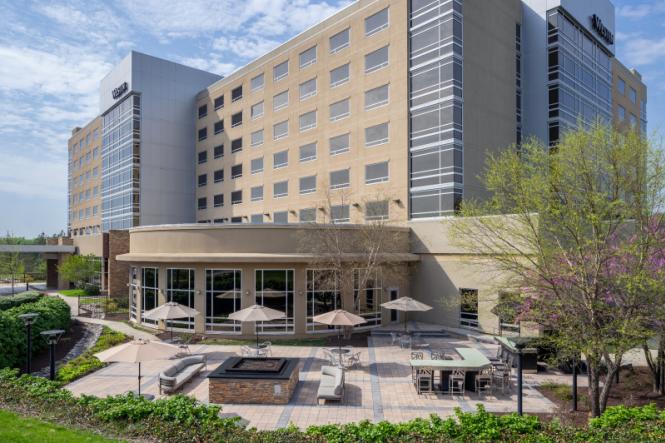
[
  {"x1": 621, "y1": 36, "x2": 665, "y2": 66},
  {"x1": 617, "y1": 3, "x2": 665, "y2": 19},
  {"x1": 0, "y1": 154, "x2": 66, "y2": 199},
  {"x1": 178, "y1": 56, "x2": 236, "y2": 76},
  {"x1": 213, "y1": 36, "x2": 281, "y2": 59}
]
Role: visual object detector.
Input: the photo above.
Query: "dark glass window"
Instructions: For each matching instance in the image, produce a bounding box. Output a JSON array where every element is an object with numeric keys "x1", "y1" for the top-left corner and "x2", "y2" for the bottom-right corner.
[
  {"x1": 214, "y1": 95, "x2": 224, "y2": 110},
  {"x1": 231, "y1": 112, "x2": 242, "y2": 127},
  {"x1": 214, "y1": 120, "x2": 224, "y2": 134},
  {"x1": 198, "y1": 127, "x2": 207, "y2": 141},
  {"x1": 198, "y1": 150, "x2": 207, "y2": 164},
  {"x1": 231, "y1": 85, "x2": 242, "y2": 102},
  {"x1": 198, "y1": 104, "x2": 207, "y2": 118},
  {"x1": 198, "y1": 174, "x2": 207, "y2": 187},
  {"x1": 214, "y1": 194, "x2": 224, "y2": 207},
  {"x1": 197, "y1": 197, "x2": 207, "y2": 210},
  {"x1": 231, "y1": 164, "x2": 242, "y2": 179},
  {"x1": 231, "y1": 190, "x2": 242, "y2": 204},
  {"x1": 214, "y1": 144, "x2": 224, "y2": 158},
  {"x1": 214, "y1": 169, "x2": 224, "y2": 183},
  {"x1": 231, "y1": 138, "x2": 242, "y2": 153}
]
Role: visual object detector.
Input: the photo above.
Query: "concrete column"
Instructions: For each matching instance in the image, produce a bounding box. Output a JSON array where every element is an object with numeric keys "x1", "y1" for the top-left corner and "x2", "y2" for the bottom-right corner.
[
  {"x1": 193, "y1": 265, "x2": 206, "y2": 334},
  {"x1": 293, "y1": 265, "x2": 307, "y2": 335}
]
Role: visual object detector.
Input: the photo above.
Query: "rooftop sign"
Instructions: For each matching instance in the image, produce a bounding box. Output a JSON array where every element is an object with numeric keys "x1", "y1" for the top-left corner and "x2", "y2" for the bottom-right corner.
[
  {"x1": 590, "y1": 14, "x2": 614, "y2": 45},
  {"x1": 112, "y1": 82, "x2": 128, "y2": 100}
]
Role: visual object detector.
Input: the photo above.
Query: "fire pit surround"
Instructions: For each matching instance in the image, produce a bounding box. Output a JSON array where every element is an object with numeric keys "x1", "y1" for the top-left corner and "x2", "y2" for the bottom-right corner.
[{"x1": 208, "y1": 357, "x2": 299, "y2": 404}]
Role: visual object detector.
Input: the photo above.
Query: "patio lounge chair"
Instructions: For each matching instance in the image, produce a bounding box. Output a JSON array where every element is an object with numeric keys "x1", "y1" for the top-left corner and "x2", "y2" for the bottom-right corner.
[
  {"x1": 159, "y1": 354, "x2": 207, "y2": 394},
  {"x1": 317, "y1": 365, "x2": 345, "y2": 404}
]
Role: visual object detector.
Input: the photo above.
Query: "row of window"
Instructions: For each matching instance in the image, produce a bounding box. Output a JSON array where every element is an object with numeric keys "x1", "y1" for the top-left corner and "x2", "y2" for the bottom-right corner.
[
  {"x1": 198, "y1": 78, "x2": 390, "y2": 142},
  {"x1": 70, "y1": 166, "x2": 100, "y2": 190},
  {"x1": 197, "y1": 7, "x2": 390, "y2": 119},
  {"x1": 616, "y1": 105, "x2": 639, "y2": 127},
  {"x1": 70, "y1": 147, "x2": 100, "y2": 171},
  {"x1": 616, "y1": 77, "x2": 638, "y2": 104},
  {"x1": 198, "y1": 121, "x2": 390, "y2": 174},
  {"x1": 70, "y1": 205, "x2": 99, "y2": 221},
  {"x1": 71, "y1": 186, "x2": 99, "y2": 205},
  {"x1": 197, "y1": 160, "x2": 389, "y2": 208},
  {"x1": 69, "y1": 128, "x2": 100, "y2": 154},
  {"x1": 70, "y1": 225, "x2": 101, "y2": 236}
]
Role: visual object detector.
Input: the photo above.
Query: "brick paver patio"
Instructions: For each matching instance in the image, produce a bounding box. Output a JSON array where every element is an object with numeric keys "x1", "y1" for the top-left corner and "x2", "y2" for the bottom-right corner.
[{"x1": 66, "y1": 334, "x2": 557, "y2": 430}]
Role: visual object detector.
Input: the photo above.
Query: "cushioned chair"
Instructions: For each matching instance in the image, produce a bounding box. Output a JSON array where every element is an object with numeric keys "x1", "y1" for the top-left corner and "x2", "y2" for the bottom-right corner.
[
  {"x1": 159, "y1": 355, "x2": 207, "y2": 394},
  {"x1": 317, "y1": 365, "x2": 345, "y2": 404}
]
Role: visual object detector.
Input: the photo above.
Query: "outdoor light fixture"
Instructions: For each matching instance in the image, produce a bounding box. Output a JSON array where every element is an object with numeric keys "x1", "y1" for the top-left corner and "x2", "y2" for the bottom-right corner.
[
  {"x1": 18, "y1": 312, "x2": 39, "y2": 374},
  {"x1": 511, "y1": 337, "x2": 531, "y2": 416},
  {"x1": 40, "y1": 329, "x2": 65, "y2": 381}
]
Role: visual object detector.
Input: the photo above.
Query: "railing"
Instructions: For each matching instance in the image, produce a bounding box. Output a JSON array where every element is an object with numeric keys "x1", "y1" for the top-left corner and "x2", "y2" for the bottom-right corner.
[
  {"x1": 499, "y1": 322, "x2": 521, "y2": 336},
  {"x1": 460, "y1": 311, "x2": 479, "y2": 329}
]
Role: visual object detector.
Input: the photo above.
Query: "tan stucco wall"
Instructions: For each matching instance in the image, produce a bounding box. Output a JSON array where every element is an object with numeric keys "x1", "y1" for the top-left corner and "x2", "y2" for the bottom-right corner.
[
  {"x1": 612, "y1": 58, "x2": 647, "y2": 134},
  {"x1": 68, "y1": 117, "x2": 102, "y2": 235},
  {"x1": 73, "y1": 233, "x2": 104, "y2": 256}
]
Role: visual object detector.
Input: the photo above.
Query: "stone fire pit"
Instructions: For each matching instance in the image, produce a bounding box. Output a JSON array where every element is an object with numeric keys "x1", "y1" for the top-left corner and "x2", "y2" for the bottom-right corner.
[{"x1": 208, "y1": 357, "x2": 299, "y2": 404}]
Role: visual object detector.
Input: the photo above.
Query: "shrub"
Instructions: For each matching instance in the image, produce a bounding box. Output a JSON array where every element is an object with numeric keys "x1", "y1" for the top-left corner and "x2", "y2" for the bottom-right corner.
[
  {"x1": 0, "y1": 291, "x2": 41, "y2": 311},
  {"x1": 83, "y1": 284, "x2": 100, "y2": 296},
  {"x1": 0, "y1": 296, "x2": 71, "y2": 369},
  {"x1": 57, "y1": 327, "x2": 128, "y2": 384}
]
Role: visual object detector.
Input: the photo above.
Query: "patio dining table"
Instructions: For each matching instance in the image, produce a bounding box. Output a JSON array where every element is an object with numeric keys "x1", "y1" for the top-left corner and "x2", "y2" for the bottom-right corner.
[{"x1": 410, "y1": 348, "x2": 491, "y2": 392}]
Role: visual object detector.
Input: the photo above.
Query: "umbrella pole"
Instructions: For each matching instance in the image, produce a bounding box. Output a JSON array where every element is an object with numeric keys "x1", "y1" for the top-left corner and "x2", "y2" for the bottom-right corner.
[
  {"x1": 256, "y1": 322, "x2": 260, "y2": 355},
  {"x1": 404, "y1": 311, "x2": 408, "y2": 333},
  {"x1": 138, "y1": 361, "x2": 141, "y2": 396},
  {"x1": 338, "y1": 328, "x2": 342, "y2": 367}
]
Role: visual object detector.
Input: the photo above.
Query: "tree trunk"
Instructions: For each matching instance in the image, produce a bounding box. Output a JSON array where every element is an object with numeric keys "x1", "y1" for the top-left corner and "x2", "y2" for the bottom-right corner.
[
  {"x1": 644, "y1": 334, "x2": 665, "y2": 395},
  {"x1": 588, "y1": 362, "x2": 602, "y2": 417},
  {"x1": 599, "y1": 357, "x2": 620, "y2": 414}
]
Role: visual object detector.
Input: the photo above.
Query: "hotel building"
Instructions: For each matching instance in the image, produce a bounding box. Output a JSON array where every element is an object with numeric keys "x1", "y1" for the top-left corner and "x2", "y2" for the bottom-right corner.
[{"x1": 66, "y1": 0, "x2": 646, "y2": 337}]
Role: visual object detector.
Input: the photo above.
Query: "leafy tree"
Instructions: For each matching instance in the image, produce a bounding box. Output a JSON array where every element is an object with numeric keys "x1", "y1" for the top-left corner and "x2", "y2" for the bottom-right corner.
[
  {"x1": 452, "y1": 123, "x2": 665, "y2": 416},
  {"x1": 58, "y1": 254, "x2": 98, "y2": 289}
]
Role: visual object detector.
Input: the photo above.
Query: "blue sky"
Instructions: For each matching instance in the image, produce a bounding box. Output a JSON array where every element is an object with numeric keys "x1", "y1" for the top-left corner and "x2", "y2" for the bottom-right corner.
[{"x1": 0, "y1": 0, "x2": 662, "y2": 237}]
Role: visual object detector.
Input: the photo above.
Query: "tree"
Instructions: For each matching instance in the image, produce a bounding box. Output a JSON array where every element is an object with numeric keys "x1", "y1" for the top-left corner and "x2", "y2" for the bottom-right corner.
[
  {"x1": 451, "y1": 123, "x2": 665, "y2": 416},
  {"x1": 58, "y1": 254, "x2": 98, "y2": 289},
  {"x1": 0, "y1": 235, "x2": 26, "y2": 295}
]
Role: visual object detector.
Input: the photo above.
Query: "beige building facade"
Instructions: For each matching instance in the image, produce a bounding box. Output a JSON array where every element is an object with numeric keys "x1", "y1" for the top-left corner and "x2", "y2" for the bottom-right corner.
[{"x1": 612, "y1": 58, "x2": 647, "y2": 134}]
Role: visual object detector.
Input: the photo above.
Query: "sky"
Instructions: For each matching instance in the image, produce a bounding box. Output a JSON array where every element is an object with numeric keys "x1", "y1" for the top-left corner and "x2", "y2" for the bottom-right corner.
[{"x1": 0, "y1": 0, "x2": 663, "y2": 238}]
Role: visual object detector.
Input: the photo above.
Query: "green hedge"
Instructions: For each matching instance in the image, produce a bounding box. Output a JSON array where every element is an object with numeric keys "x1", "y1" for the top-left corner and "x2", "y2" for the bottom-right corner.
[
  {"x1": 0, "y1": 296, "x2": 71, "y2": 369},
  {"x1": 0, "y1": 368, "x2": 663, "y2": 443},
  {"x1": 0, "y1": 291, "x2": 42, "y2": 311}
]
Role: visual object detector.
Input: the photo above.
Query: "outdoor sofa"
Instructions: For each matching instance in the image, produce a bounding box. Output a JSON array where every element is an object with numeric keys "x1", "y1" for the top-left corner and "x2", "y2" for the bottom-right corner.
[
  {"x1": 317, "y1": 365, "x2": 345, "y2": 403},
  {"x1": 159, "y1": 354, "x2": 207, "y2": 394}
]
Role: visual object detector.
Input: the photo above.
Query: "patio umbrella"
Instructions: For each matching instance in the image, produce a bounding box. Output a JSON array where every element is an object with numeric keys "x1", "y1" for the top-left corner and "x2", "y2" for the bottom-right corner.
[
  {"x1": 381, "y1": 297, "x2": 432, "y2": 332},
  {"x1": 313, "y1": 309, "x2": 367, "y2": 360},
  {"x1": 143, "y1": 302, "x2": 200, "y2": 341},
  {"x1": 228, "y1": 304, "x2": 285, "y2": 349},
  {"x1": 95, "y1": 339, "x2": 179, "y2": 396}
]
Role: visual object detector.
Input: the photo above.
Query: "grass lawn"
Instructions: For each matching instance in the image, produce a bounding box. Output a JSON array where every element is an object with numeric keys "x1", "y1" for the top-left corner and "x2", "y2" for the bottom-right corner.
[
  {"x1": 0, "y1": 409, "x2": 121, "y2": 443},
  {"x1": 58, "y1": 289, "x2": 87, "y2": 297}
]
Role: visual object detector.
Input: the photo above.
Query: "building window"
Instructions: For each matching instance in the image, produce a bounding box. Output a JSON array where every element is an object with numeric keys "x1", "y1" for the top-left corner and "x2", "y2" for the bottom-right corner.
[
  {"x1": 365, "y1": 45, "x2": 389, "y2": 73},
  {"x1": 299, "y1": 142, "x2": 317, "y2": 163},
  {"x1": 299, "y1": 45, "x2": 317, "y2": 69},
  {"x1": 365, "y1": 7, "x2": 389, "y2": 36},
  {"x1": 273, "y1": 90, "x2": 289, "y2": 111},
  {"x1": 299, "y1": 175, "x2": 317, "y2": 194},
  {"x1": 231, "y1": 85, "x2": 243, "y2": 102},
  {"x1": 214, "y1": 144, "x2": 224, "y2": 158},
  {"x1": 231, "y1": 112, "x2": 242, "y2": 128},
  {"x1": 299, "y1": 208, "x2": 316, "y2": 222},
  {"x1": 618, "y1": 105, "x2": 626, "y2": 121},
  {"x1": 365, "y1": 161, "x2": 389, "y2": 184},
  {"x1": 251, "y1": 157, "x2": 264, "y2": 174},
  {"x1": 198, "y1": 150, "x2": 208, "y2": 164},
  {"x1": 365, "y1": 122, "x2": 389, "y2": 147},
  {"x1": 460, "y1": 288, "x2": 479, "y2": 328},
  {"x1": 251, "y1": 214, "x2": 263, "y2": 223},
  {"x1": 273, "y1": 211, "x2": 288, "y2": 224},
  {"x1": 214, "y1": 120, "x2": 224, "y2": 134},
  {"x1": 273, "y1": 60, "x2": 289, "y2": 82},
  {"x1": 214, "y1": 194, "x2": 224, "y2": 207},
  {"x1": 273, "y1": 150, "x2": 288, "y2": 169},
  {"x1": 629, "y1": 87, "x2": 637, "y2": 104},
  {"x1": 630, "y1": 113, "x2": 638, "y2": 127},
  {"x1": 231, "y1": 164, "x2": 243, "y2": 179},
  {"x1": 330, "y1": 204, "x2": 350, "y2": 223},
  {"x1": 198, "y1": 173, "x2": 207, "y2": 187},
  {"x1": 198, "y1": 104, "x2": 207, "y2": 118},
  {"x1": 329, "y1": 98, "x2": 350, "y2": 121},
  {"x1": 231, "y1": 190, "x2": 242, "y2": 204},
  {"x1": 255, "y1": 269, "x2": 294, "y2": 333},
  {"x1": 140, "y1": 268, "x2": 159, "y2": 326},
  {"x1": 251, "y1": 73, "x2": 264, "y2": 91},
  {"x1": 353, "y1": 269, "x2": 382, "y2": 326},
  {"x1": 330, "y1": 63, "x2": 350, "y2": 88},
  {"x1": 214, "y1": 95, "x2": 224, "y2": 110},
  {"x1": 198, "y1": 127, "x2": 207, "y2": 141},
  {"x1": 299, "y1": 78, "x2": 317, "y2": 101},
  {"x1": 231, "y1": 138, "x2": 242, "y2": 153},
  {"x1": 365, "y1": 200, "x2": 389, "y2": 221},
  {"x1": 365, "y1": 84, "x2": 389, "y2": 110},
  {"x1": 251, "y1": 101, "x2": 264, "y2": 119},
  {"x1": 617, "y1": 77, "x2": 625, "y2": 95},
  {"x1": 231, "y1": 217, "x2": 243, "y2": 224},
  {"x1": 205, "y1": 269, "x2": 242, "y2": 333},
  {"x1": 299, "y1": 110, "x2": 317, "y2": 132},
  {"x1": 329, "y1": 133, "x2": 350, "y2": 155},
  {"x1": 273, "y1": 180, "x2": 288, "y2": 198},
  {"x1": 214, "y1": 169, "x2": 224, "y2": 183},
  {"x1": 251, "y1": 185, "x2": 263, "y2": 202},
  {"x1": 167, "y1": 269, "x2": 195, "y2": 330},
  {"x1": 330, "y1": 28, "x2": 350, "y2": 54},
  {"x1": 273, "y1": 120, "x2": 289, "y2": 140},
  {"x1": 198, "y1": 197, "x2": 207, "y2": 210},
  {"x1": 330, "y1": 168, "x2": 350, "y2": 189},
  {"x1": 251, "y1": 129, "x2": 264, "y2": 147}
]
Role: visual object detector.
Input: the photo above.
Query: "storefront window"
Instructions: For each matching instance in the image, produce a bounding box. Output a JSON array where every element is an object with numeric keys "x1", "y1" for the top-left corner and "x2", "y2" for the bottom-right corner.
[
  {"x1": 141, "y1": 267, "x2": 158, "y2": 326},
  {"x1": 206, "y1": 269, "x2": 242, "y2": 333},
  {"x1": 255, "y1": 269, "x2": 294, "y2": 333},
  {"x1": 354, "y1": 269, "x2": 383, "y2": 327},
  {"x1": 166, "y1": 268, "x2": 195, "y2": 330},
  {"x1": 307, "y1": 270, "x2": 341, "y2": 332}
]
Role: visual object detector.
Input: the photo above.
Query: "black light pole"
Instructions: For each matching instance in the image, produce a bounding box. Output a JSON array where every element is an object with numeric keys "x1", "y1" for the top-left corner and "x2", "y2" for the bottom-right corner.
[
  {"x1": 513, "y1": 340, "x2": 527, "y2": 416},
  {"x1": 18, "y1": 313, "x2": 39, "y2": 374},
  {"x1": 571, "y1": 355, "x2": 578, "y2": 411},
  {"x1": 41, "y1": 330, "x2": 65, "y2": 380}
]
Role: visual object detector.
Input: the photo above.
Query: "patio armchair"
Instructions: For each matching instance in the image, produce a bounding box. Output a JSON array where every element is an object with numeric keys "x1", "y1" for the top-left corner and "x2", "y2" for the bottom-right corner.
[
  {"x1": 240, "y1": 345, "x2": 252, "y2": 357},
  {"x1": 492, "y1": 364, "x2": 512, "y2": 393},
  {"x1": 345, "y1": 351, "x2": 361, "y2": 369},
  {"x1": 449, "y1": 369, "x2": 465, "y2": 396},
  {"x1": 399, "y1": 335, "x2": 412, "y2": 349},
  {"x1": 475, "y1": 368, "x2": 493, "y2": 395},
  {"x1": 416, "y1": 368, "x2": 433, "y2": 394},
  {"x1": 390, "y1": 332, "x2": 398, "y2": 346},
  {"x1": 257, "y1": 341, "x2": 272, "y2": 357},
  {"x1": 431, "y1": 351, "x2": 446, "y2": 360},
  {"x1": 411, "y1": 351, "x2": 424, "y2": 382}
]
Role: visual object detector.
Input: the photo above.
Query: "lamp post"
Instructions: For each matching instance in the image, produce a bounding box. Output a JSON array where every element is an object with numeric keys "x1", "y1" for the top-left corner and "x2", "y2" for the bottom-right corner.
[
  {"x1": 512, "y1": 337, "x2": 530, "y2": 416},
  {"x1": 571, "y1": 354, "x2": 578, "y2": 412},
  {"x1": 41, "y1": 329, "x2": 65, "y2": 380},
  {"x1": 18, "y1": 313, "x2": 39, "y2": 374}
]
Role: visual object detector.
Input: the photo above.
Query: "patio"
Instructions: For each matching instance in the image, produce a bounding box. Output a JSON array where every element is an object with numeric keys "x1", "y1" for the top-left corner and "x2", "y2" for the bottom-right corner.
[{"x1": 65, "y1": 334, "x2": 557, "y2": 430}]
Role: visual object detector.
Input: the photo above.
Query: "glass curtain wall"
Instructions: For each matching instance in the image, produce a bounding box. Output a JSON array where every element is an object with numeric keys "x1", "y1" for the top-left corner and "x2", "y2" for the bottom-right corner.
[
  {"x1": 166, "y1": 268, "x2": 195, "y2": 330},
  {"x1": 353, "y1": 269, "x2": 383, "y2": 327},
  {"x1": 255, "y1": 269, "x2": 294, "y2": 333},
  {"x1": 129, "y1": 266, "x2": 139, "y2": 320},
  {"x1": 141, "y1": 267, "x2": 158, "y2": 326},
  {"x1": 306, "y1": 270, "x2": 341, "y2": 332},
  {"x1": 206, "y1": 269, "x2": 242, "y2": 333},
  {"x1": 408, "y1": 0, "x2": 464, "y2": 218}
]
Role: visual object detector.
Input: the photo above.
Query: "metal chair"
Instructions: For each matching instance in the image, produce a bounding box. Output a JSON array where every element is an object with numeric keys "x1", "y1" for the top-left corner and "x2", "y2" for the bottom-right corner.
[
  {"x1": 475, "y1": 368, "x2": 493, "y2": 395},
  {"x1": 322, "y1": 348, "x2": 337, "y2": 366},
  {"x1": 492, "y1": 364, "x2": 512, "y2": 393},
  {"x1": 240, "y1": 345, "x2": 252, "y2": 357},
  {"x1": 390, "y1": 332, "x2": 398, "y2": 345},
  {"x1": 257, "y1": 341, "x2": 272, "y2": 357},
  {"x1": 411, "y1": 352, "x2": 424, "y2": 383},
  {"x1": 449, "y1": 369, "x2": 466, "y2": 396},
  {"x1": 346, "y1": 352, "x2": 361, "y2": 369},
  {"x1": 431, "y1": 351, "x2": 445, "y2": 360},
  {"x1": 399, "y1": 335, "x2": 412, "y2": 349},
  {"x1": 416, "y1": 368, "x2": 433, "y2": 394}
]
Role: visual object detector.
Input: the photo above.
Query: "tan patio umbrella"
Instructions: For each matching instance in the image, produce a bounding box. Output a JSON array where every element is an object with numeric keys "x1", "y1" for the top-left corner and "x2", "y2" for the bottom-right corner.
[
  {"x1": 95, "y1": 339, "x2": 179, "y2": 396},
  {"x1": 228, "y1": 304, "x2": 285, "y2": 349},
  {"x1": 381, "y1": 297, "x2": 432, "y2": 332},
  {"x1": 313, "y1": 309, "x2": 367, "y2": 358},
  {"x1": 143, "y1": 302, "x2": 200, "y2": 341}
]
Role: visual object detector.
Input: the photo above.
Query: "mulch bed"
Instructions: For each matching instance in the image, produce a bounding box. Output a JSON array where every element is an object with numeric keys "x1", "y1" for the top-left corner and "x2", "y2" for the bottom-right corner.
[
  {"x1": 29, "y1": 320, "x2": 86, "y2": 373},
  {"x1": 537, "y1": 366, "x2": 665, "y2": 427}
]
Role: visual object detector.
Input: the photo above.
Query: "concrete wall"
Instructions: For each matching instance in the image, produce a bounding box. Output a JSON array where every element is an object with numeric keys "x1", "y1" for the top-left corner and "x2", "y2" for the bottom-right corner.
[{"x1": 73, "y1": 233, "x2": 104, "y2": 256}]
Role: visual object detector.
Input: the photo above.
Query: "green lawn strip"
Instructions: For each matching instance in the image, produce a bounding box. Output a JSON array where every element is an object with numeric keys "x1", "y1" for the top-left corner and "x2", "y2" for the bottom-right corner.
[
  {"x1": 57, "y1": 327, "x2": 129, "y2": 384},
  {"x1": 58, "y1": 289, "x2": 87, "y2": 297},
  {"x1": 0, "y1": 409, "x2": 122, "y2": 443}
]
